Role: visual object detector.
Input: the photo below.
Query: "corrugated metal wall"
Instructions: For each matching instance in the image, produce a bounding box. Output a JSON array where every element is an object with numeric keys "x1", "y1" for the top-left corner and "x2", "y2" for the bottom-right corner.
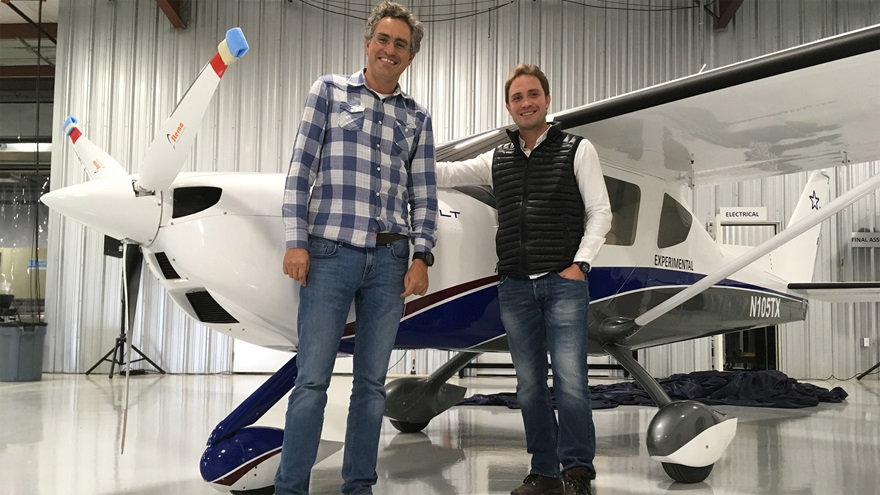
[{"x1": 46, "y1": 0, "x2": 880, "y2": 376}]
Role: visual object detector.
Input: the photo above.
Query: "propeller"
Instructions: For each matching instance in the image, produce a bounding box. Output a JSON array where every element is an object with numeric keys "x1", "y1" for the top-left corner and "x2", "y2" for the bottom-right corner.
[
  {"x1": 46, "y1": 28, "x2": 250, "y2": 234},
  {"x1": 46, "y1": 28, "x2": 250, "y2": 455},
  {"x1": 136, "y1": 27, "x2": 249, "y2": 194}
]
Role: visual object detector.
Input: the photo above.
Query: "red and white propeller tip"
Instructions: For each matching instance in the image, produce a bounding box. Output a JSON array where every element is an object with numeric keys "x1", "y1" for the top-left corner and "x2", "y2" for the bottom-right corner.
[
  {"x1": 62, "y1": 116, "x2": 82, "y2": 143},
  {"x1": 211, "y1": 28, "x2": 249, "y2": 78}
]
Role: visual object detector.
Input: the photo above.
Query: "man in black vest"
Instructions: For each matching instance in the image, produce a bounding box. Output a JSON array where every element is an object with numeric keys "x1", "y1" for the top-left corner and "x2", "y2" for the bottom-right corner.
[{"x1": 436, "y1": 64, "x2": 611, "y2": 495}]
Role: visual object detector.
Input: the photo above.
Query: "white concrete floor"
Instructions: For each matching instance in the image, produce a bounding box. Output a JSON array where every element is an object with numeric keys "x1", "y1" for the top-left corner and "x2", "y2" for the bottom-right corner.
[{"x1": 1, "y1": 372, "x2": 879, "y2": 495}]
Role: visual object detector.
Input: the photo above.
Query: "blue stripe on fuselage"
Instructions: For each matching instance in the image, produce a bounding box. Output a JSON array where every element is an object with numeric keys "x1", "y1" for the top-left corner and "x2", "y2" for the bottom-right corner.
[{"x1": 335, "y1": 266, "x2": 803, "y2": 353}]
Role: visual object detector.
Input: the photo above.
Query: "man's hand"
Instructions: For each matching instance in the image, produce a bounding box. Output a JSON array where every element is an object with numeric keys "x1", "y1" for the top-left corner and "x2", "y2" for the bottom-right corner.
[
  {"x1": 560, "y1": 263, "x2": 586, "y2": 281},
  {"x1": 401, "y1": 259, "x2": 429, "y2": 297},
  {"x1": 283, "y1": 248, "x2": 310, "y2": 286}
]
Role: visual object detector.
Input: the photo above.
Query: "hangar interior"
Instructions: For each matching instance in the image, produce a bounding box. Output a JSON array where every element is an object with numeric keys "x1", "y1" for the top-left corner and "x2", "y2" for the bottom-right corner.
[{"x1": 1, "y1": 1, "x2": 880, "y2": 494}]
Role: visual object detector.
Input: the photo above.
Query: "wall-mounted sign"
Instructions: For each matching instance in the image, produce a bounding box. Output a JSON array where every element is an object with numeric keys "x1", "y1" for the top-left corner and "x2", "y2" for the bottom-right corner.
[
  {"x1": 851, "y1": 232, "x2": 880, "y2": 248},
  {"x1": 27, "y1": 259, "x2": 47, "y2": 270},
  {"x1": 718, "y1": 207, "x2": 768, "y2": 223}
]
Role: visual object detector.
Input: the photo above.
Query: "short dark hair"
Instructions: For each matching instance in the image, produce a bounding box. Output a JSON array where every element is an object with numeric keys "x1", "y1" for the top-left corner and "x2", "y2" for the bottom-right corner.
[
  {"x1": 364, "y1": 1, "x2": 425, "y2": 55},
  {"x1": 504, "y1": 64, "x2": 550, "y2": 103}
]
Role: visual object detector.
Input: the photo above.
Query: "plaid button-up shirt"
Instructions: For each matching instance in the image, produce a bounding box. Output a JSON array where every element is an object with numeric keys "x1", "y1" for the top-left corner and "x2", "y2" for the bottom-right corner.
[{"x1": 282, "y1": 71, "x2": 437, "y2": 253}]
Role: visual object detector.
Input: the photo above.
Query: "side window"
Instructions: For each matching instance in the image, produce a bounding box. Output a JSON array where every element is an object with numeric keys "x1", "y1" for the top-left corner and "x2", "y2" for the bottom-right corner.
[
  {"x1": 657, "y1": 193, "x2": 692, "y2": 248},
  {"x1": 603, "y1": 176, "x2": 640, "y2": 246}
]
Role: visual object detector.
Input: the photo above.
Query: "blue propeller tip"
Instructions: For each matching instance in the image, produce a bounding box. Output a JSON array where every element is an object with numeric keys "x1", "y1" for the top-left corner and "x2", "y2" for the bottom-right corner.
[
  {"x1": 62, "y1": 115, "x2": 78, "y2": 135},
  {"x1": 226, "y1": 28, "x2": 249, "y2": 58}
]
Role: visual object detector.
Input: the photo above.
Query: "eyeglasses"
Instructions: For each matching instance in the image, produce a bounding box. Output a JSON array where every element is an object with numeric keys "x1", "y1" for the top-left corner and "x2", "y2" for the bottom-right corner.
[{"x1": 372, "y1": 34, "x2": 411, "y2": 53}]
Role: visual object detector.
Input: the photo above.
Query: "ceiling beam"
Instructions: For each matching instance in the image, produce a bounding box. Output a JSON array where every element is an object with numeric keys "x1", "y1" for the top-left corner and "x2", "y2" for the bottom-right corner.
[
  {"x1": 715, "y1": 0, "x2": 744, "y2": 30},
  {"x1": 0, "y1": 1, "x2": 57, "y2": 44},
  {"x1": 156, "y1": 0, "x2": 186, "y2": 29},
  {"x1": 0, "y1": 65, "x2": 54, "y2": 78},
  {"x1": 0, "y1": 22, "x2": 57, "y2": 40}
]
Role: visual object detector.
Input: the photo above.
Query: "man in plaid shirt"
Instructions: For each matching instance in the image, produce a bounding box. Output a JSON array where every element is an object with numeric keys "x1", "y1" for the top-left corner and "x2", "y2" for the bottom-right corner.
[{"x1": 276, "y1": 2, "x2": 437, "y2": 495}]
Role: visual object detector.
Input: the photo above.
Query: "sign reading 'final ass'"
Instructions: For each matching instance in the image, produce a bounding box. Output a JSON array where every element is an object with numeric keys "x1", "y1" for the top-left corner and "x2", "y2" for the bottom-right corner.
[{"x1": 851, "y1": 232, "x2": 880, "y2": 248}]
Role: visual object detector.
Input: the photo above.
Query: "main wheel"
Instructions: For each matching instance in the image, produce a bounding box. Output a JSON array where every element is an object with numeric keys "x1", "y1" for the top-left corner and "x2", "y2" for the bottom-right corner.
[
  {"x1": 389, "y1": 419, "x2": 429, "y2": 433},
  {"x1": 662, "y1": 462, "x2": 713, "y2": 483}
]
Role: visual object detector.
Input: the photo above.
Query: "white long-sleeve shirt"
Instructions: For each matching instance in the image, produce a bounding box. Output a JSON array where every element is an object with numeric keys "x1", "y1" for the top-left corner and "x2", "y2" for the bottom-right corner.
[{"x1": 437, "y1": 127, "x2": 612, "y2": 265}]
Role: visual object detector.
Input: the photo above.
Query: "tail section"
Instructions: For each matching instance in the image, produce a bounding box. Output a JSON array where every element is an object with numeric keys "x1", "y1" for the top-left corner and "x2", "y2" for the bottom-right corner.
[
  {"x1": 768, "y1": 170, "x2": 831, "y2": 282},
  {"x1": 61, "y1": 116, "x2": 129, "y2": 181}
]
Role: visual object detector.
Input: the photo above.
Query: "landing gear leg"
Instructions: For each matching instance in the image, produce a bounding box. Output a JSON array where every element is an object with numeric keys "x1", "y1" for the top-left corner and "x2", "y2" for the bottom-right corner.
[{"x1": 385, "y1": 351, "x2": 482, "y2": 433}]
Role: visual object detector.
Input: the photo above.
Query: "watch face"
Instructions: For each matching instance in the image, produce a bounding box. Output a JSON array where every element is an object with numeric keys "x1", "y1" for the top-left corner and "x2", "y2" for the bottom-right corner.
[{"x1": 414, "y1": 251, "x2": 434, "y2": 267}]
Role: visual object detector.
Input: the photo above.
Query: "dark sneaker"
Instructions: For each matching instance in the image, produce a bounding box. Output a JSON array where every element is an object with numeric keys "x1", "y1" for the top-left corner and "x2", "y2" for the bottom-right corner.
[
  {"x1": 563, "y1": 467, "x2": 595, "y2": 495},
  {"x1": 510, "y1": 473, "x2": 564, "y2": 495}
]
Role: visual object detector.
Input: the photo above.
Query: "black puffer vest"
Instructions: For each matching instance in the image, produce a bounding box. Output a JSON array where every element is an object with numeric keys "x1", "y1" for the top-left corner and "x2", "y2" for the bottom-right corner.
[{"x1": 492, "y1": 125, "x2": 584, "y2": 276}]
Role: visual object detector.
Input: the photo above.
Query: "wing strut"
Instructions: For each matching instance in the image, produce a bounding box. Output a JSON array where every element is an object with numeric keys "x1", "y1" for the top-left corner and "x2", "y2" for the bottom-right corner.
[{"x1": 603, "y1": 169, "x2": 880, "y2": 344}]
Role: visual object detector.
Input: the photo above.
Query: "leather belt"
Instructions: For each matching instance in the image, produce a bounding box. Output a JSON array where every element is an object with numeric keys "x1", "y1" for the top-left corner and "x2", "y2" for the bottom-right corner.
[{"x1": 376, "y1": 232, "x2": 407, "y2": 245}]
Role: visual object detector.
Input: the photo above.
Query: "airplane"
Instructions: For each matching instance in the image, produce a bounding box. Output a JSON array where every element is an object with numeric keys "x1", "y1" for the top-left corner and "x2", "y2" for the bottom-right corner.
[{"x1": 42, "y1": 23, "x2": 880, "y2": 494}]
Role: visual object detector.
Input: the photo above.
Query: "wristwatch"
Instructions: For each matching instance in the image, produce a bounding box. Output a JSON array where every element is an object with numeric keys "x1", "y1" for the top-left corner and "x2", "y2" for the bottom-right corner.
[
  {"x1": 413, "y1": 251, "x2": 434, "y2": 267},
  {"x1": 575, "y1": 262, "x2": 591, "y2": 276}
]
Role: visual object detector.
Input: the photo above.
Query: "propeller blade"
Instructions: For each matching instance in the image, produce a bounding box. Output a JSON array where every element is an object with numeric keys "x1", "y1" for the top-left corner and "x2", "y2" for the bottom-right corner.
[
  {"x1": 121, "y1": 340, "x2": 132, "y2": 454},
  {"x1": 136, "y1": 27, "x2": 249, "y2": 193},
  {"x1": 61, "y1": 116, "x2": 128, "y2": 180},
  {"x1": 120, "y1": 242, "x2": 143, "y2": 455},
  {"x1": 124, "y1": 243, "x2": 144, "y2": 320}
]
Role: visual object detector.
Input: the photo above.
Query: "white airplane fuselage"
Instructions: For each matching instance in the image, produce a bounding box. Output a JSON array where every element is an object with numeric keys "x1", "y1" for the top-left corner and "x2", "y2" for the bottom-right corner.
[{"x1": 45, "y1": 165, "x2": 807, "y2": 355}]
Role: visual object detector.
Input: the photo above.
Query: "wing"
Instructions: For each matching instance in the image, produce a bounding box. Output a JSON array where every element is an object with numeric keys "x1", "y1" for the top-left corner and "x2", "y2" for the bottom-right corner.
[
  {"x1": 560, "y1": 24, "x2": 880, "y2": 185},
  {"x1": 439, "y1": 24, "x2": 880, "y2": 187}
]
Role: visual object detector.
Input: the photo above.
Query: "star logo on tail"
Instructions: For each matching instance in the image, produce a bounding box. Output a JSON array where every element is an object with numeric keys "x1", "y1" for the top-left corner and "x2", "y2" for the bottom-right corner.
[{"x1": 809, "y1": 191, "x2": 820, "y2": 210}]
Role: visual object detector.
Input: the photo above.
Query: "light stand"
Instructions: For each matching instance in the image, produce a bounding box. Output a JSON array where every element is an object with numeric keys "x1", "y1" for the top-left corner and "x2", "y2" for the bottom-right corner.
[{"x1": 856, "y1": 361, "x2": 880, "y2": 381}]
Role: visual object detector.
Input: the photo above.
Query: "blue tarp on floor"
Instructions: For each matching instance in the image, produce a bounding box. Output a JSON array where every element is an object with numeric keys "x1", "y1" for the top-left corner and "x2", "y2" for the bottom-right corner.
[{"x1": 459, "y1": 370, "x2": 848, "y2": 410}]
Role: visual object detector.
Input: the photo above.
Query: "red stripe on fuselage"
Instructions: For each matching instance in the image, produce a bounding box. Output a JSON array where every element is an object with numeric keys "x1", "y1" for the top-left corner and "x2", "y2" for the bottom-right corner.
[
  {"x1": 212, "y1": 447, "x2": 281, "y2": 486},
  {"x1": 341, "y1": 275, "x2": 500, "y2": 337},
  {"x1": 403, "y1": 275, "x2": 500, "y2": 316},
  {"x1": 209, "y1": 53, "x2": 228, "y2": 78}
]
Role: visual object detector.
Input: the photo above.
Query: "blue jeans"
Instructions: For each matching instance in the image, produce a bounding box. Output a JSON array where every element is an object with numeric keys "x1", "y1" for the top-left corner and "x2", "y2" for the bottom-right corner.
[
  {"x1": 497, "y1": 273, "x2": 596, "y2": 478},
  {"x1": 274, "y1": 237, "x2": 409, "y2": 495}
]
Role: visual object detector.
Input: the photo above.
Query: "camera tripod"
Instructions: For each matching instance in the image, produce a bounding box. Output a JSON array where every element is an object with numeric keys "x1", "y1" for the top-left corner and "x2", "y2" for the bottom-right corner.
[
  {"x1": 85, "y1": 242, "x2": 165, "y2": 378},
  {"x1": 84, "y1": 320, "x2": 166, "y2": 378}
]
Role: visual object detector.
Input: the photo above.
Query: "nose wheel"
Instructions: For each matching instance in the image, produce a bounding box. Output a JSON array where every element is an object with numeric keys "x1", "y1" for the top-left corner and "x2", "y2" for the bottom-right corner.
[{"x1": 389, "y1": 419, "x2": 430, "y2": 433}]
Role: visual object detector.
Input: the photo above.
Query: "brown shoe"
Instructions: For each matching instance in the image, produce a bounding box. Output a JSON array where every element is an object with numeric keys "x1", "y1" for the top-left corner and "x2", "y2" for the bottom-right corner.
[
  {"x1": 562, "y1": 467, "x2": 595, "y2": 495},
  {"x1": 511, "y1": 473, "x2": 564, "y2": 495}
]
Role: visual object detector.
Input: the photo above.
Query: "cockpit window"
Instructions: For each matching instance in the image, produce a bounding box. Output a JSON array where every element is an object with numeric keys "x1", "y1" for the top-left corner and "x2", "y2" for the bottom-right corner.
[
  {"x1": 604, "y1": 176, "x2": 640, "y2": 246},
  {"x1": 452, "y1": 176, "x2": 642, "y2": 247},
  {"x1": 658, "y1": 193, "x2": 692, "y2": 248}
]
